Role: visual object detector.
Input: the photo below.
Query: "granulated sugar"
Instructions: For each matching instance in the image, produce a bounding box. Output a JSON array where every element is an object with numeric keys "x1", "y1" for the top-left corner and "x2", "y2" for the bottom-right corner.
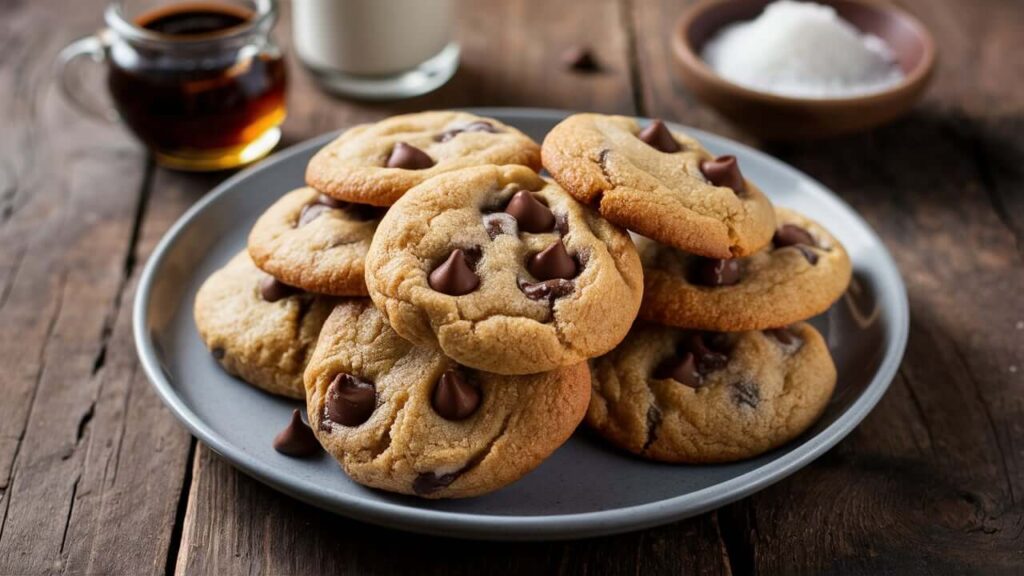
[{"x1": 701, "y1": 1, "x2": 904, "y2": 98}]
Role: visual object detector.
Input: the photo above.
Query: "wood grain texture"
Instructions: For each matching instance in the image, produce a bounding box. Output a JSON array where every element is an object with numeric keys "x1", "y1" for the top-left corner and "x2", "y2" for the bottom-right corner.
[
  {"x1": 0, "y1": 0, "x2": 1020, "y2": 573},
  {"x1": 633, "y1": 0, "x2": 1024, "y2": 573}
]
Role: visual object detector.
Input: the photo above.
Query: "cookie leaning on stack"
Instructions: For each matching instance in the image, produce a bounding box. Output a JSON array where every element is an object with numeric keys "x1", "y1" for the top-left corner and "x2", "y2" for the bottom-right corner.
[{"x1": 543, "y1": 113, "x2": 850, "y2": 463}]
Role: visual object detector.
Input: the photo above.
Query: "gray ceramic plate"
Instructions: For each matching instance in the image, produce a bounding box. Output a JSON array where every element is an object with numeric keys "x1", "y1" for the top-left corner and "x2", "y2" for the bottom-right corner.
[{"x1": 134, "y1": 108, "x2": 908, "y2": 540}]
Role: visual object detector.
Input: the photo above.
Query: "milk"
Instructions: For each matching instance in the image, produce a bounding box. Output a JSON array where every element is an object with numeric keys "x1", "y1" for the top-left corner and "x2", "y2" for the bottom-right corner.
[{"x1": 292, "y1": 0, "x2": 455, "y2": 76}]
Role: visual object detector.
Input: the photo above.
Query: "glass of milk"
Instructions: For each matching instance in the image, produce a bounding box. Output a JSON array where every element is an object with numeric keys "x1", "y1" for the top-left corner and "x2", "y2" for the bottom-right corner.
[{"x1": 292, "y1": 0, "x2": 459, "y2": 100}]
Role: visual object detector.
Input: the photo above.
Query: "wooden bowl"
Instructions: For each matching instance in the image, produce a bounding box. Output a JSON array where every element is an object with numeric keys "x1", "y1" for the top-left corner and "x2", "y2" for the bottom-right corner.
[{"x1": 672, "y1": 0, "x2": 936, "y2": 140}]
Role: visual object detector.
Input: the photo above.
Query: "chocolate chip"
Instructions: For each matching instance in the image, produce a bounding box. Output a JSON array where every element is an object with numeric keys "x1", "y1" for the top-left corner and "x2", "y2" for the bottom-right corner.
[
  {"x1": 732, "y1": 381, "x2": 760, "y2": 408},
  {"x1": 429, "y1": 249, "x2": 480, "y2": 295},
  {"x1": 690, "y1": 257, "x2": 741, "y2": 287},
  {"x1": 518, "y1": 278, "x2": 574, "y2": 301},
  {"x1": 555, "y1": 213, "x2": 569, "y2": 236},
  {"x1": 432, "y1": 368, "x2": 481, "y2": 421},
  {"x1": 298, "y1": 202, "x2": 331, "y2": 227},
  {"x1": 773, "y1": 224, "x2": 815, "y2": 248},
  {"x1": 324, "y1": 373, "x2": 376, "y2": 427},
  {"x1": 412, "y1": 471, "x2": 458, "y2": 496},
  {"x1": 259, "y1": 276, "x2": 298, "y2": 302},
  {"x1": 528, "y1": 239, "x2": 578, "y2": 280},
  {"x1": 637, "y1": 120, "x2": 681, "y2": 153},
  {"x1": 684, "y1": 333, "x2": 730, "y2": 375},
  {"x1": 386, "y1": 142, "x2": 434, "y2": 169},
  {"x1": 561, "y1": 45, "x2": 599, "y2": 72},
  {"x1": 700, "y1": 155, "x2": 745, "y2": 194},
  {"x1": 654, "y1": 352, "x2": 703, "y2": 388},
  {"x1": 211, "y1": 348, "x2": 225, "y2": 360},
  {"x1": 273, "y1": 409, "x2": 321, "y2": 457},
  {"x1": 796, "y1": 245, "x2": 819, "y2": 265},
  {"x1": 504, "y1": 190, "x2": 555, "y2": 233},
  {"x1": 436, "y1": 121, "x2": 498, "y2": 143},
  {"x1": 482, "y1": 212, "x2": 518, "y2": 239}
]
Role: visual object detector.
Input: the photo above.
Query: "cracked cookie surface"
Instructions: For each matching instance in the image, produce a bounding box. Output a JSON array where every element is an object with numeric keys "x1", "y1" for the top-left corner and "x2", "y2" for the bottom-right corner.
[
  {"x1": 541, "y1": 113, "x2": 775, "y2": 258},
  {"x1": 587, "y1": 322, "x2": 835, "y2": 463},
  {"x1": 193, "y1": 251, "x2": 336, "y2": 398},
  {"x1": 306, "y1": 111, "x2": 542, "y2": 207},
  {"x1": 638, "y1": 207, "x2": 852, "y2": 331},
  {"x1": 305, "y1": 300, "x2": 590, "y2": 499},
  {"x1": 248, "y1": 187, "x2": 385, "y2": 296},
  {"x1": 364, "y1": 164, "x2": 644, "y2": 375}
]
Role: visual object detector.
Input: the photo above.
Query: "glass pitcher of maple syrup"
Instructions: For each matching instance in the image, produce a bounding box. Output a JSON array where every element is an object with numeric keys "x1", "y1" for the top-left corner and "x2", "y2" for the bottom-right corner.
[{"x1": 58, "y1": 0, "x2": 286, "y2": 171}]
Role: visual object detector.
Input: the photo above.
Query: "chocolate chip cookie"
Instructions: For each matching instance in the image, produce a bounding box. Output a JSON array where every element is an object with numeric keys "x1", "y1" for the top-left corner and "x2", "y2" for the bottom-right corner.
[
  {"x1": 306, "y1": 111, "x2": 542, "y2": 207},
  {"x1": 248, "y1": 187, "x2": 385, "y2": 296},
  {"x1": 305, "y1": 300, "x2": 590, "y2": 499},
  {"x1": 193, "y1": 251, "x2": 336, "y2": 398},
  {"x1": 638, "y1": 207, "x2": 852, "y2": 331},
  {"x1": 587, "y1": 322, "x2": 835, "y2": 463},
  {"x1": 541, "y1": 113, "x2": 776, "y2": 258},
  {"x1": 364, "y1": 164, "x2": 644, "y2": 375}
]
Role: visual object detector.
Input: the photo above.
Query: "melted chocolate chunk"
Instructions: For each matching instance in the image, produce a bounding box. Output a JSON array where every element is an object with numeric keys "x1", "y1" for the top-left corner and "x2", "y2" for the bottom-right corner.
[
  {"x1": 429, "y1": 249, "x2": 480, "y2": 295},
  {"x1": 413, "y1": 471, "x2": 459, "y2": 496},
  {"x1": 504, "y1": 190, "x2": 555, "y2": 233},
  {"x1": 432, "y1": 368, "x2": 481, "y2": 421},
  {"x1": 773, "y1": 224, "x2": 815, "y2": 248},
  {"x1": 259, "y1": 276, "x2": 298, "y2": 302},
  {"x1": 482, "y1": 212, "x2": 518, "y2": 239},
  {"x1": 654, "y1": 352, "x2": 703, "y2": 388},
  {"x1": 386, "y1": 142, "x2": 434, "y2": 169},
  {"x1": 684, "y1": 333, "x2": 730, "y2": 375},
  {"x1": 518, "y1": 278, "x2": 574, "y2": 301},
  {"x1": 642, "y1": 404, "x2": 662, "y2": 452},
  {"x1": 732, "y1": 381, "x2": 760, "y2": 408},
  {"x1": 324, "y1": 373, "x2": 376, "y2": 427},
  {"x1": 211, "y1": 348, "x2": 225, "y2": 360},
  {"x1": 527, "y1": 239, "x2": 578, "y2": 280},
  {"x1": 700, "y1": 155, "x2": 745, "y2": 194},
  {"x1": 766, "y1": 327, "x2": 797, "y2": 346},
  {"x1": 637, "y1": 120, "x2": 681, "y2": 153},
  {"x1": 690, "y1": 257, "x2": 741, "y2": 287},
  {"x1": 298, "y1": 202, "x2": 331, "y2": 227},
  {"x1": 795, "y1": 245, "x2": 819, "y2": 265},
  {"x1": 273, "y1": 409, "x2": 321, "y2": 457},
  {"x1": 436, "y1": 121, "x2": 499, "y2": 142}
]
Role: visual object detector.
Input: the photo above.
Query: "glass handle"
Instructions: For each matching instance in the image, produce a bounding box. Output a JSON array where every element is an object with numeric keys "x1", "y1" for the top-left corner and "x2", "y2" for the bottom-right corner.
[{"x1": 55, "y1": 33, "x2": 118, "y2": 123}]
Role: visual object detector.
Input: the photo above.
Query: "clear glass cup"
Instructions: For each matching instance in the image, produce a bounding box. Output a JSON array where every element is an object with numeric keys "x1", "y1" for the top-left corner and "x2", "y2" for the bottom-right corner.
[
  {"x1": 57, "y1": 0, "x2": 286, "y2": 171},
  {"x1": 291, "y1": 0, "x2": 459, "y2": 100}
]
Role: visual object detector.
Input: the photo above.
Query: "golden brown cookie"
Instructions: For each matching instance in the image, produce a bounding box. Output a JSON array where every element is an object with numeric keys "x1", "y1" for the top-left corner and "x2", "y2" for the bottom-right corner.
[
  {"x1": 306, "y1": 111, "x2": 542, "y2": 207},
  {"x1": 193, "y1": 251, "x2": 336, "y2": 398},
  {"x1": 541, "y1": 113, "x2": 775, "y2": 258},
  {"x1": 364, "y1": 164, "x2": 644, "y2": 375},
  {"x1": 305, "y1": 300, "x2": 590, "y2": 499},
  {"x1": 638, "y1": 207, "x2": 852, "y2": 331},
  {"x1": 248, "y1": 187, "x2": 385, "y2": 296},
  {"x1": 587, "y1": 322, "x2": 835, "y2": 463}
]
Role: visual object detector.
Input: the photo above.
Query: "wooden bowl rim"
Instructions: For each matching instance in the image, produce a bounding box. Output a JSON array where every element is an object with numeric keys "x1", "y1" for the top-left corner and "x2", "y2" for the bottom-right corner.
[{"x1": 671, "y1": 0, "x2": 937, "y2": 109}]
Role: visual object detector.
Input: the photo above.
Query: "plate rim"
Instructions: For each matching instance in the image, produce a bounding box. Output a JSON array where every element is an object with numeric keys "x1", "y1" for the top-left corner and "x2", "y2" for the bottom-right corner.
[{"x1": 133, "y1": 107, "x2": 909, "y2": 540}]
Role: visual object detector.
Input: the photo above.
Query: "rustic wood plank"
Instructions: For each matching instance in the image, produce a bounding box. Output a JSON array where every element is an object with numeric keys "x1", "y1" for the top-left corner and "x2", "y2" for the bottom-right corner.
[
  {"x1": 632, "y1": 0, "x2": 1024, "y2": 572},
  {"x1": 171, "y1": 0, "x2": 731, "y2": 574},
  {"x1": 0, "y1": 0, "x2": 195, "y2": 573}
]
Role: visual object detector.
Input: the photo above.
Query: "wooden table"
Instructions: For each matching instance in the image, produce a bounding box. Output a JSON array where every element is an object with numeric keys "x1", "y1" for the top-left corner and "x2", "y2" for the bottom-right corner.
[{"x1": 2, "y1": 0, "x2": 1021, "y2": 573}]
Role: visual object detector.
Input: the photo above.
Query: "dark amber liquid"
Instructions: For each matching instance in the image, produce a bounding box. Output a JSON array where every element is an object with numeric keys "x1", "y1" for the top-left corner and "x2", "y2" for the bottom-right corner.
[{"x1": 108, "y1": 3, "x2": 286, "y2": 166}]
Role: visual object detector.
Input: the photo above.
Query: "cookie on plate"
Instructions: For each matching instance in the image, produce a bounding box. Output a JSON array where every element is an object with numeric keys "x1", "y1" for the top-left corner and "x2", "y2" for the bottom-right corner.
[
  {"x1": 194, "y1": 251, "x2": 336, "y2": 399},
  {"x1": 638, "y1": 207, "x2": 852, "y2": 331},
  {"x1": 542, "y1": 113, "x2": 775, "y2": 258},
  {"x1": 306, "y1": 111, "x2": 542, "y2": 207},
  {"x1": 305, "y1": 300, "x2": 590, "y2": 499},
  {"x1": 248, "y1": 187, "x2": 386, "y2": 296},
  {"x1": 364, "y1": 164, "x2": 644, "y2": 375},
  {"x1": 587, "y1": 322, "x2": 835, "y2": 463}
]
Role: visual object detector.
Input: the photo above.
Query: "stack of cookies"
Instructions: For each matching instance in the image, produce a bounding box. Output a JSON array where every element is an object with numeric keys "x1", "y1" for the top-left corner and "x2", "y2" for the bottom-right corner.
[
  {"x1": 194, "y1": 110, "x2": 851, "y2": 500},
  {"x1": 543, "y1": 114, "x2": 851, "y2": 463}
]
